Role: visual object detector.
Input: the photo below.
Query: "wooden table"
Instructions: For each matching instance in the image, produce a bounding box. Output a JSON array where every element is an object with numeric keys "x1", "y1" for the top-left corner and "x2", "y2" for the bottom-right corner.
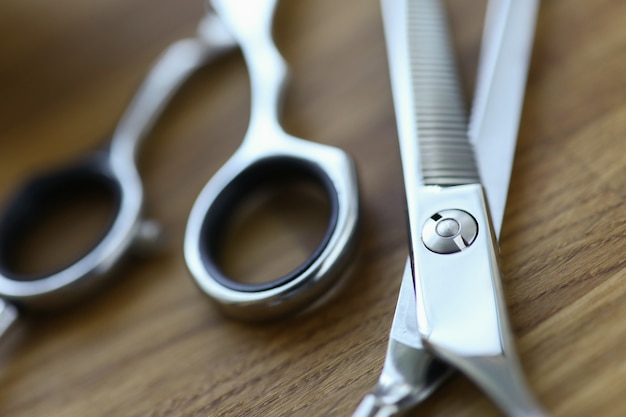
[{"x1": 0, "y1": 0, "x2": 624, "y2": 416}]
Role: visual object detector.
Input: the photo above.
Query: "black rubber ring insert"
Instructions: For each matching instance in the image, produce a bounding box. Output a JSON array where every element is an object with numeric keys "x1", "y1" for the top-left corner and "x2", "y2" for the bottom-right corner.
[
  {"x1": 199, "y1": 156, "x2": 340, "y2": 293},
  {"x1": 0, "y1": 151, "x2": 123, "y2": 281}
]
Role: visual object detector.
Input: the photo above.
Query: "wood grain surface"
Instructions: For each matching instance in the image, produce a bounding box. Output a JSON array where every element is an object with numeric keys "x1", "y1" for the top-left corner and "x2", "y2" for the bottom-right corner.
[{"x1": 1, "y1": 0, "x2": 625, "y2": 416}]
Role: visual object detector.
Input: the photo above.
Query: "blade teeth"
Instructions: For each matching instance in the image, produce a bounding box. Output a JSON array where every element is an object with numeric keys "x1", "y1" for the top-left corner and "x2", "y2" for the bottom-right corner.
[
  {"x1": 423, "y1": 176, "x2": 481, "y2": 186},
  {"x1": 408, "y1": 0, "x2": 480, "y2": 186}
]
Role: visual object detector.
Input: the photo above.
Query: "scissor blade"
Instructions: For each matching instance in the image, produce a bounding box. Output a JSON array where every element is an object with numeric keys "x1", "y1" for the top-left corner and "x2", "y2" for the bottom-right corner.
[
  {"x1": 468, "y1": 0, "x2": 539, "y2": 236},
  {"x1": 388, "y1": 260, "x2": 422, "y2": 349},
  {"x1": 382, "y1": 0, "x2": 480, "y2": 191},
  {"x1": 352, "y1": 260, "x2": 450, "y2": 417},
  {"x1": 381, "y1": 0, "x2": 545, "y2": 414}
]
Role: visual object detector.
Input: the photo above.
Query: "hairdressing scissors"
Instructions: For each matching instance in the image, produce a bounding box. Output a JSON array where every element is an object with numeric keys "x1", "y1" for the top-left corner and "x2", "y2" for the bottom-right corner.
[
  {"x1": 354, "y1": 0, "x2": 544, "y2": 416},
  {"x1": 0, "y1": 9, "x2": 236, "y2": 338},
  {"x1": 184, "y1": 0, "x2": 360, "y2": 320}
]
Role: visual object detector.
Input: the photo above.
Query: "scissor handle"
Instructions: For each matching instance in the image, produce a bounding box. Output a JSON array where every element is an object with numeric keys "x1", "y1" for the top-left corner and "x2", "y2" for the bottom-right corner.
[
  {"x1": 0, "y1": 151, "x2": 144, "y2": 310},
  {"x1": 184, "y1": 136, "x2": 359, "y2": 320},
  {"x1": 0, "y1": 14, "x2": 236, "y2": 311}
]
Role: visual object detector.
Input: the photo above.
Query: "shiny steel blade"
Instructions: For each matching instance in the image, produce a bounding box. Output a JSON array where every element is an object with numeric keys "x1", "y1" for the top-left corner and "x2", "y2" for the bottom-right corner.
[
  {"x1": 468, "y1": 0, "x2": 539, "y2": 236},
  {"x1": 382, "y1": 0, "x2": 482, "y2": 270},
  {"x1": 405, "y1": 0, "x2": 479, "y2": 186},
  {"x1": 352, "y1": 260, "x2": 450, "y2": 417},
  {"x1": 380, "y1": 0, "x2": 545, "y2": 415}
]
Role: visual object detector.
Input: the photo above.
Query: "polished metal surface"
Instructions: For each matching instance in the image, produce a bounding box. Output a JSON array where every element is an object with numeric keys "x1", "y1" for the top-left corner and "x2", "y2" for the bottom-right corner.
[
  {"x1": 408, "y1": 185, "x2": 522, "y2": 355},
  {"x1": 421, "y1": 209, "x2": 478, "y2": 254},
  {"x1": 110, "y1": 13, "x2": 235, "y2": 166},
  {"x1": 406, "y1": 0, "x2": 479, "y2": 186},
  {"x1": 468, "y1": 0, "x2": 539, "y2": 233},
  {"x1": 184, "y1": 0, "x2": 359, "y2": 320},
  {"x1": 0, "y1": 10, "x2": 236, "y2": 311},
  {"x1": 353, "y1": 260, "x2": 451, "y2": 417},
  {"x1": 372, "y1": 0, "x2": 544, "y2": 415}
]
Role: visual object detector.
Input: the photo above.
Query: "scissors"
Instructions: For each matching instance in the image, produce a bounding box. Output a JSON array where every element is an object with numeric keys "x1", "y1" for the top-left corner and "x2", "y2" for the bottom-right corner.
[
  {"x1": 354, "y1": 0, "x2": 545, "y2": 416},
  {"x1": 184, "y1": 0, "x2": 360, "y2": 320},
  {"x1": 0, "y1": 9, "x2": 236, "y2": 337}
]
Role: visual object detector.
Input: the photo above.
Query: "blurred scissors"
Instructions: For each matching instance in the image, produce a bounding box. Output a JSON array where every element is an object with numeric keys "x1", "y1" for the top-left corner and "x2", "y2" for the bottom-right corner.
[
  {"x1": 354, "y1": 0, "x2": 545, "y2": 416},
  {"x1": 184, "y1": 0, "x2": 360, "y2": 320},
  {"x1": 0, "y1": 8, "x2": 236, "y2": 337}
]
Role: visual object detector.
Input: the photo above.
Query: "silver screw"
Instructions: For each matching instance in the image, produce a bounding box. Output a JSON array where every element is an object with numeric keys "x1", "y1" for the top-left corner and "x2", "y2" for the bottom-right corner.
[{"x1": 422, "y1": 209, "x2": 478, "y2": 254}]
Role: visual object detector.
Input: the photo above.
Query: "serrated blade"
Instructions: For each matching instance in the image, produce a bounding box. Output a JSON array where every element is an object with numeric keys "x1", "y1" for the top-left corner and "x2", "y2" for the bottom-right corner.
[{"x1": 405, "y1": 0, "x2": 479, "y2": 186}]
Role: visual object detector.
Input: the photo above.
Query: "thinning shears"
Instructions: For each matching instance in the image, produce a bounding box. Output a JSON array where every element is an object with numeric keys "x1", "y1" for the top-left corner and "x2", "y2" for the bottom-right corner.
[{"x1": 355, "y1": 0, "x2": 544, "y2": 416}]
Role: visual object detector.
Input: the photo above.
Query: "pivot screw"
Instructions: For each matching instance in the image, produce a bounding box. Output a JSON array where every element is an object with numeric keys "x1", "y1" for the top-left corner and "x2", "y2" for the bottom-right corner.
[{"x1": 422, "y1": 209, "x2": 478, "y2": 254}]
